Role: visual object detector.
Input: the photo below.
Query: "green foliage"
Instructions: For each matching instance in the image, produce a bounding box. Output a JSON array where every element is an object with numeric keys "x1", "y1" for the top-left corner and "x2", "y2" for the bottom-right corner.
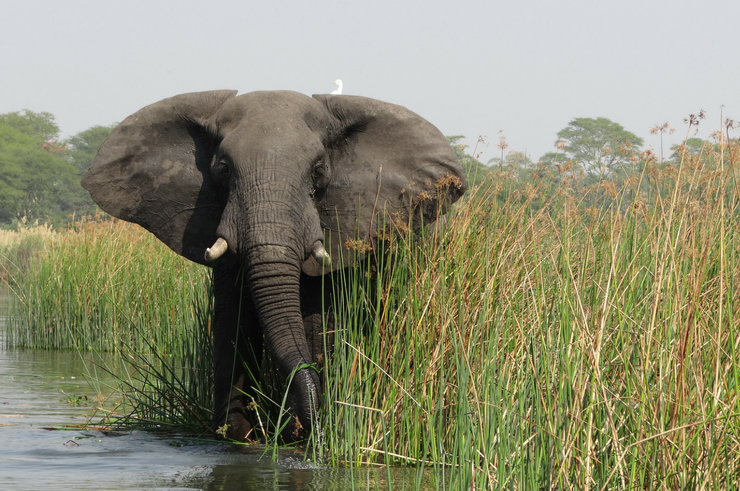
[
  {"x1": 0, "y1": 110, "x2": 60, "y2": 143},
  {"x1": 0, "y1": 122, "x2": 89, "y2": 224},
  {"x1": 487, "y1": 150, "x2": 539, "y2": 183},
  {"x1": 4, "y1": 218, "x2": 210, "y2": 353},
  {"x1": 487, "y1": 149, "x2": 533, "y2": 170},
  {"x1": 669, "y1": 137, "x2": 724, "y2": 163},
  {"x1": 66, "y1": 124, "x2": 116, "y2": 172},
  {"x1": 2, "y1": 217, "x2": 214, "y2": 432},
  {"x1": 319, "y1": 145, "x2": 740, "y2": 488},
  {"x1": 554, "y1": 117, "x2": 643, "y2": 174},
  {"x1": 0, "y1": 110, "x2": 111, "y2": 226}
]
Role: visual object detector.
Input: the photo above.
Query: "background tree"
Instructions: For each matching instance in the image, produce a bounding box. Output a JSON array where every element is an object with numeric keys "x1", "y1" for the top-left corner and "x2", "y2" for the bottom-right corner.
[
  {"x1": 670, "y1": 137, "x2": 707, "y2": 162},
  {"x1": 0, "y1": 123, "x2": 79, "y2": 223},
  {"x1": 554, "y1": 117, "x2": 643, "y2": 175},
  {"x1": 488, "y1": 150, "x2": 536, "y2": 180},
  {"x1": 0, "y1": 110, "x2": 60, "y2": 144},
  {"x1": 537, "y1": 141, "x2": 581, "y2": 182},
  {"x1": 0, "y1": 111, "x2": 107, "y2": 225}
]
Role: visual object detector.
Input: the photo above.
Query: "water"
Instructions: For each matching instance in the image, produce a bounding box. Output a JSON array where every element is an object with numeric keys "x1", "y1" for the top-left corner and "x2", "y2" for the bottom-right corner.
[{"x1": 0, "y1": 293, "x2": 434, "y2": 490}]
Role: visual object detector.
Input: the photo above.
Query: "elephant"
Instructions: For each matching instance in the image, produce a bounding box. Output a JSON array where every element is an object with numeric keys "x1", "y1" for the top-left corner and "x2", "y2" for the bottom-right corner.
[{"x1": 81, "y1": 89, "x2": 467, "y2": 441}]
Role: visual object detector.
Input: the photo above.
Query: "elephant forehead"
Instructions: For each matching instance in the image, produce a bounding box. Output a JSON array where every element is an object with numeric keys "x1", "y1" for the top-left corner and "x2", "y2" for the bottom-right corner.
[
  {"x1": 219, "y1": 91, "x2": 324, "y2": 125},
  {"x1": 216, "y1": 95, "x2": 328, "y2": 156},
  {"x1": 221, "y1": 124, "x2": 324, "y2": 162}
]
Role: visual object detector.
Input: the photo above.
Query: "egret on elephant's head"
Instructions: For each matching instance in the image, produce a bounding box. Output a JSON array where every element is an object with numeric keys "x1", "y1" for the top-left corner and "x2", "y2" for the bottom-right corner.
[{"x1": 330, "y1": 79, "x2": 343, "y2": 95}]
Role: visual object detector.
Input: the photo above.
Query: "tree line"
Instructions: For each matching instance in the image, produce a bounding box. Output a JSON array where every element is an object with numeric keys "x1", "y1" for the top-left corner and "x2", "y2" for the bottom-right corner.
[
  {"x1": 452, "y1": 117, "x2": 650, "y2": 181},
  {"x1": 1, "y1": 108, "x2": 729, "y2": 228},
  {"x1": 451, "y1": 115, "x2": 735, "y2": 210},
  {"x1": 0, "y1": 110, "x2": 115, "y2": 226}
]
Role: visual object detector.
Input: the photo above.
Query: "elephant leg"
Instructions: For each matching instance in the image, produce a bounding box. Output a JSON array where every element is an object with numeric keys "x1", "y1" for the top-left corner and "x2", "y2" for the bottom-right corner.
[
  {"x1": 299, "y1": 272, "x2": 335, "y2": 374},
  {"x1": 212, "y1": 259, "x2": 263, "y2": 442}
]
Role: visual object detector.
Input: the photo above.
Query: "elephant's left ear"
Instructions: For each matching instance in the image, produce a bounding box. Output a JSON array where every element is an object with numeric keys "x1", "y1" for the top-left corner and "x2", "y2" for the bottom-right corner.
[{"x1": 311, "y1": 94, "x2": 467, "y2": 269}]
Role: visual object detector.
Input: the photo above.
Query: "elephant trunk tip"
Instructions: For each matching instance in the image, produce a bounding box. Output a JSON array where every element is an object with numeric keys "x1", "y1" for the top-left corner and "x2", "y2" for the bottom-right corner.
[
  {"x1": 311, "y1": 241, "x2": 332, "y2": 268},
  {"x1": 205, "y1": 237, "x2": 228, "y2": 262}
]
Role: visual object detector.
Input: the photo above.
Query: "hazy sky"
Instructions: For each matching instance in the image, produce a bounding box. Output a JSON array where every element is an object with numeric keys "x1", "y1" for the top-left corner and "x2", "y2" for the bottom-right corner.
[{"x1": 2, "y1": 0, "x2": 738, "y2": 162}]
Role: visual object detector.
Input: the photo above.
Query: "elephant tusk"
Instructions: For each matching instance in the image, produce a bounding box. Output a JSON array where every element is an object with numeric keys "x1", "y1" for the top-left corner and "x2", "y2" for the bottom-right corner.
[
  {"x1": 311, "y1": 242, "x2": 332, "y2": 269},
  {"x1": 204, "y1": 237, "x2": 228, "y2": 262}
]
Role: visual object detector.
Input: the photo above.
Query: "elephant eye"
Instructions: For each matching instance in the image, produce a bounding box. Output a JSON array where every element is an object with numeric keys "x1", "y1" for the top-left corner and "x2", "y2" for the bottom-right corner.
[
  {"x1": 312, "y1": 159, "x2": 330, "y2": 189},
  {"x1": 219, "y1": 162, "x2": 231, "y2": 177}
]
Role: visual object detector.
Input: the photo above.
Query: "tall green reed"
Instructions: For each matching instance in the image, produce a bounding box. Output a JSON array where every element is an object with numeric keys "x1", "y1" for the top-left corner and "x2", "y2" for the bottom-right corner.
[
  {"x1": 4, "y1": 217, "x2": 209, "y2": 356},
  {"x1": 319, "y1": 136, "x2": 740, "y2": 489},
  {"x1": 2, "y1": 217, "x2": 216, "y2": 433},
  {"x1": 3, "y1": 132, "x2": 740, "y2": 490},
  {"x1": 83, "y1": 275, "x2": 215, "y2": 433}
]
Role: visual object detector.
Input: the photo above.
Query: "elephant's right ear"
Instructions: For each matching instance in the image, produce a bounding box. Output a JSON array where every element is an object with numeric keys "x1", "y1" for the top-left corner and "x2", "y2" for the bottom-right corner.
[{"x1": 82, "y1": 90, "x2": 237, "y2": 265}]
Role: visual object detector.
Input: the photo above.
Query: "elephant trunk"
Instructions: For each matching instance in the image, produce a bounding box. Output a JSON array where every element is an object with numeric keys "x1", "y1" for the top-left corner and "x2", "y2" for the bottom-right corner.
[
  {"x1": 225, "y1": 175, "x2": 323, "y2": 435},
  {"x1": 245, "y1": 245, "x2": 320, "y2": 434}
]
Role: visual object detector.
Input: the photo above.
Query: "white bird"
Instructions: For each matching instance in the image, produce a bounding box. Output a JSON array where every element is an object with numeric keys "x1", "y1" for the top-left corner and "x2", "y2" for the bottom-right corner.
[{"x1": 331, "y1": 79, "x2": 343, "y2": 95}]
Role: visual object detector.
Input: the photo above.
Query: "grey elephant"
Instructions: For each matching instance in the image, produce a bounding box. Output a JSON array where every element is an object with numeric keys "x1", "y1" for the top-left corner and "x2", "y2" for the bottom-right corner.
[{"x1": 82, "y1": 90, "x2": 467, "y2": 441}]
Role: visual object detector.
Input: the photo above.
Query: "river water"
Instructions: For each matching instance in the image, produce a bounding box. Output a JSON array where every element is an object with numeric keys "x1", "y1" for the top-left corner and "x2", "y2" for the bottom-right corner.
[{"x1": 0, "y1": 293, "x2": 435, "y2": 490}]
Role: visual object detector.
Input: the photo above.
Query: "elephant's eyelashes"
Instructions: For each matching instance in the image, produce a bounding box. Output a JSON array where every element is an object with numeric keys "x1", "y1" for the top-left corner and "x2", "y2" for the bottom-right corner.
[
  {"x1": 211, "y1": 161, "x2": 231, "y2": 187},
  {"x1": 218, "y1": 162, "x2": 231, "y2": 177},
  {"x1": 311, "y1": 159, "x2": 330, "y2": 190}
]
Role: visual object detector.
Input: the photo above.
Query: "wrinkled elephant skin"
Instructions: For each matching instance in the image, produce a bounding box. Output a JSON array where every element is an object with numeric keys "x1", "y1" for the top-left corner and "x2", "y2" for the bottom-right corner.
[{"x1": 82, "y1": 90, "x2": 467, "y2": 441}]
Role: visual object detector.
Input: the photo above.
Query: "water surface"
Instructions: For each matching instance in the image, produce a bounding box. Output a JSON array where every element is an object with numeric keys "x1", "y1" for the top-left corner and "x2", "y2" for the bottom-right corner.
[{"x1": 0, "y1": 293, "x2": 432, "y2": 490}]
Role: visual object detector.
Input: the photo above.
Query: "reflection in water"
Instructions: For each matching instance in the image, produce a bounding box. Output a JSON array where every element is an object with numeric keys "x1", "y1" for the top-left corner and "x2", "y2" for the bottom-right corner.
[
  {"x1": 210, "y1": 464, "x2": 334, "y2": 490},
  {"x1": 0, "y1": 292, "x2": 439, "y2": 490},
  {"x1": 205, "y1": 457, "x2": 407, "y2": 491}
]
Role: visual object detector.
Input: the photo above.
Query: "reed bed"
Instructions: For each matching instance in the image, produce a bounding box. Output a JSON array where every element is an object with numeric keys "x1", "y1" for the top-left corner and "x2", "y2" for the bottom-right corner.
[
  {"x1": 3, "y1": 216, "x2": 210, "y2": 354},
  {"x1": 3, "y1": 135, "x2": 740, "y2": 489},
  {"x1": 319, "y1": 139, "x2": 740, "y2": 489},
  {"x1": 2, "y1": 216, "x2": 215, "y2": 433},
  {"x1": 0, "y1": 218, "x2": 56, "y2": 285}
]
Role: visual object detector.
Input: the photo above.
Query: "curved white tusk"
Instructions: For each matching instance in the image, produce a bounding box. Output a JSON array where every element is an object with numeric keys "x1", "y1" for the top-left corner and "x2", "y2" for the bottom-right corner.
[
  {"x1": 204, "y1": 237, "x2": 228, "y2": 262},
  {"x1": 311, "y1": 242, "x2": 332, "y2": 269}
]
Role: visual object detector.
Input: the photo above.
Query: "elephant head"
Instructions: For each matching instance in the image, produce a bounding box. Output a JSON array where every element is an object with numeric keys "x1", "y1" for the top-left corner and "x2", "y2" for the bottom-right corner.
[{"x1": 82, "y1": 90, "x2": 467, "y2": 436}]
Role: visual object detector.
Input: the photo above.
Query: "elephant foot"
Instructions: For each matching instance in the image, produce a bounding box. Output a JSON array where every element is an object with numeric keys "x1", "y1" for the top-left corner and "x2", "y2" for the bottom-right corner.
[
  {"x1": 215, "y1": 410, "x2": 256, "y2": 442},
  {"x1": 281, "y1": 415, "x2": 307, "y2": 443}
]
